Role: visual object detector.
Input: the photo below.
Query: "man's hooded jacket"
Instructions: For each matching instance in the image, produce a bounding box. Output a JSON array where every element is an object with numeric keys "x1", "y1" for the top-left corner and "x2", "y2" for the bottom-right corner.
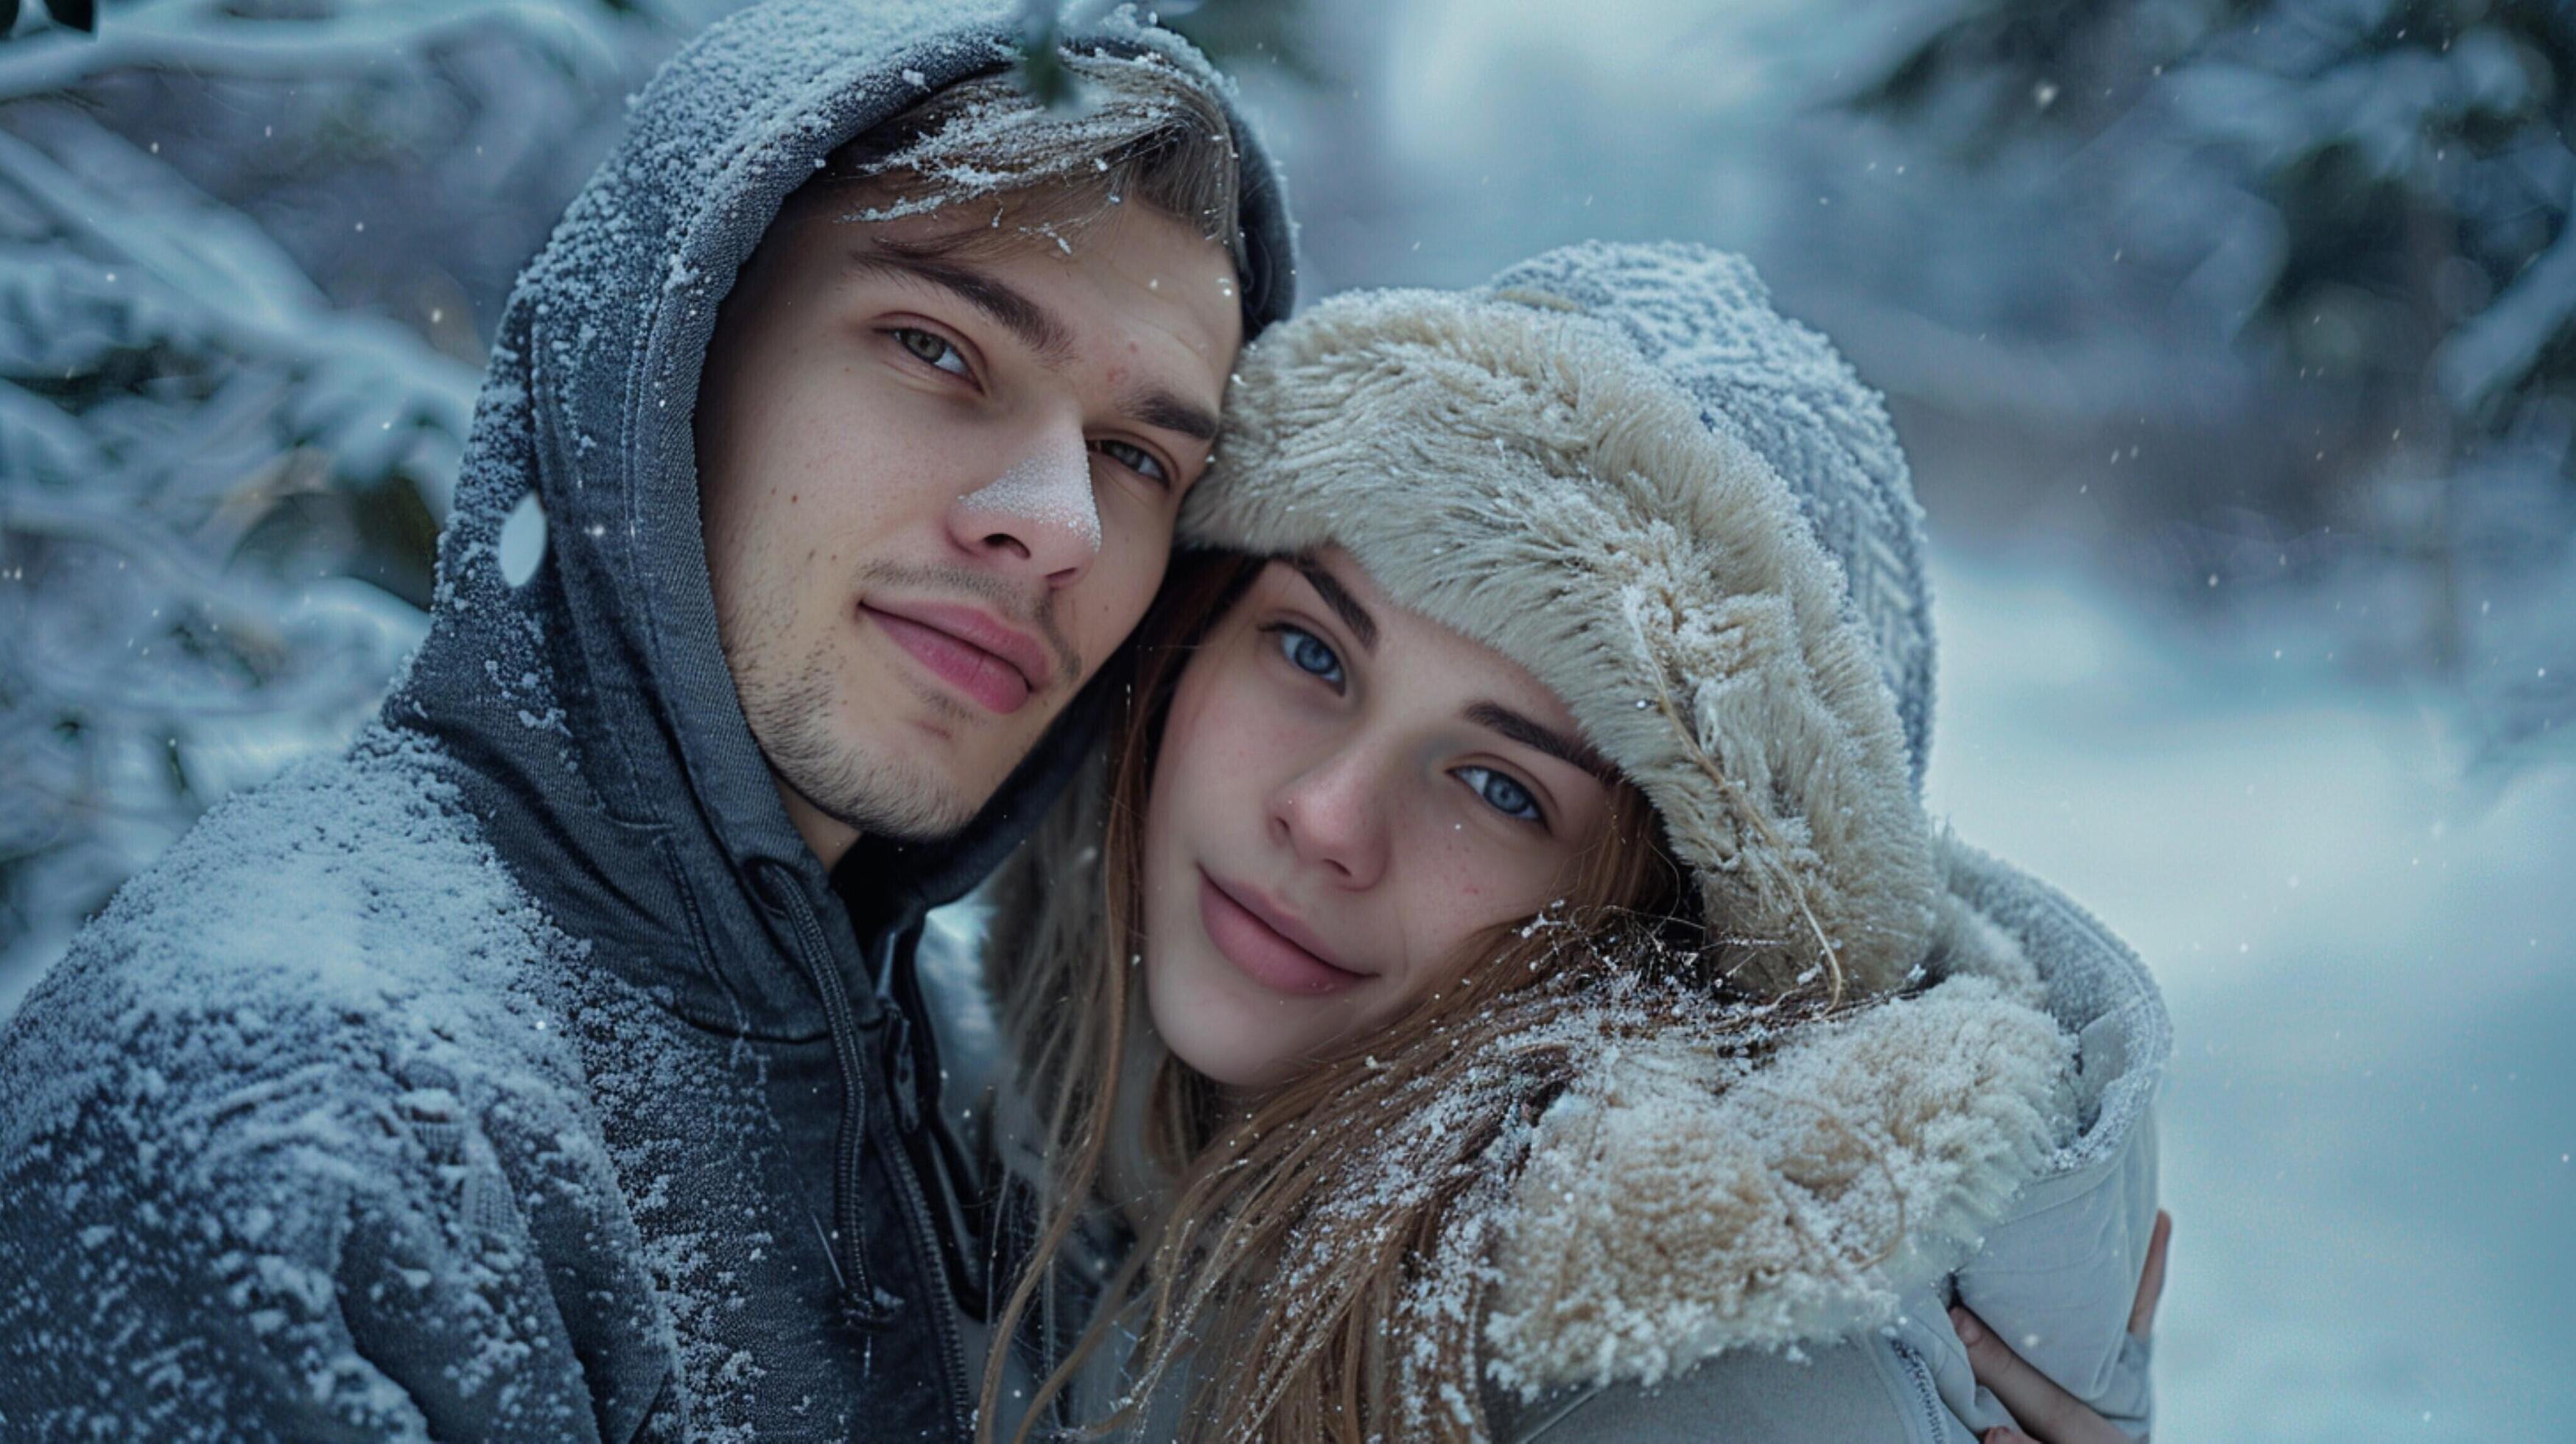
[{"x1": 0, "y1": 1, "x2": 1294, "y2": 1437}]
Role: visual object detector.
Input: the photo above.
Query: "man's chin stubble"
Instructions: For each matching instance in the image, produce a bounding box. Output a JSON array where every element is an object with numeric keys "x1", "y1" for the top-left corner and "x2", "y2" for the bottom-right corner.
[{"x1": 748, "y1": 658, "x2": 980, "y2": 844}]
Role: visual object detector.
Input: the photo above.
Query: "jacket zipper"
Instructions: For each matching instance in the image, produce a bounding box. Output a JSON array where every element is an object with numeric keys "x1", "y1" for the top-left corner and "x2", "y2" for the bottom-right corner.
[
  {"x1": 869, "y1": 926, "x2": 978, "y2": 1441},
  {"x1": 765, "y1": 864, "x2": 974, "y2": 1439},
  {"x1": 762, "y1": 866, "x2": 896, "y2": 1326},
  {"x1": 1887, "y1": 1336, "x2": 1949, "y2": 1443}
]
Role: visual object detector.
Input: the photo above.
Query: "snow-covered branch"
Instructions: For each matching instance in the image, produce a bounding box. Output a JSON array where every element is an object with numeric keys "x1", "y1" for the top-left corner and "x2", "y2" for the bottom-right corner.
[
  {"x1": 2438, "y1": 192, "x2": 2576, "y2": 413},
  {"x1": 0, "y1": 0, "x2": 621, "y2": 103}
]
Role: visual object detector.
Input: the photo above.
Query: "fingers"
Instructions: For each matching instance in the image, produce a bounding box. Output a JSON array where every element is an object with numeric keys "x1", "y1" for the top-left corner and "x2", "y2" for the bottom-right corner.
[
  {"x1": 1953, "y1": 1218, "x2": 2167, "y2": 1444},
  {"x1": 2127, "y1": 1209, "x2": 2173, "y2": 1339},
  {"x1": 1952, "y1": 1305, "x2": 2130, "y2": 1444}
]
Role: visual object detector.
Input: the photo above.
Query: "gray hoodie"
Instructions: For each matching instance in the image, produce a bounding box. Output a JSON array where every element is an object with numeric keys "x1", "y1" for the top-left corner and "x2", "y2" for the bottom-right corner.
[
  {"x1": 0, "y1": 3, "x2": 1292, "y2": 1438},
  {"x1": 969, "y1": 242, "x2": 2163, "y2": 1440}
]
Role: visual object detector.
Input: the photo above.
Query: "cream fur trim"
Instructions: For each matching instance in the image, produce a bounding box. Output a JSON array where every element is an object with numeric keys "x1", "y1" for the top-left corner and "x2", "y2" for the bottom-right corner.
[
  {"x1": 1184, "y1": 288, "x2": 1938, "y2": 998},
  {"x1": 1483, "y1": 868, "x2": 2071, "y2": 1397}
]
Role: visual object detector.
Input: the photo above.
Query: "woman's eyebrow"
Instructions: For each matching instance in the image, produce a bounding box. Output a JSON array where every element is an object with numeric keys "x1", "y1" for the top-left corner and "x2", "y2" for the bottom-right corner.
[
  {"x1": 1290, "y1": 558, "x2": 1378, "y2": 651},
  {"x1": 1464, "y1": 701, "x2": 1615, "y2": 782}
]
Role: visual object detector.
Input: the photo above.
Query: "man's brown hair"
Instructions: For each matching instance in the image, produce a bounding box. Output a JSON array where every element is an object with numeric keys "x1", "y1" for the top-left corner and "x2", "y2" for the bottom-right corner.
[{"x1": 782, "y1": 49, "x2": 1249, "y2": 298}]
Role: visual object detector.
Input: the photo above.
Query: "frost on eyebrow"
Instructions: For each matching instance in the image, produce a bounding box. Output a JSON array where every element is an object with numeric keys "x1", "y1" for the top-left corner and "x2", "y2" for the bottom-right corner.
[{"x1": 961, "y1": 435, "x2": 1100, "y2": 551}]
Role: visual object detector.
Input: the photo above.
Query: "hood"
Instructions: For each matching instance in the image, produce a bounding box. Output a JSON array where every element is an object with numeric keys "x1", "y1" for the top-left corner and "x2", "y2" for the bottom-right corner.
[
  {"x1": 383, "y1": 0, "x2": 1297, "y2": 1034},
  {"x1": 1184, "y1": 242, "x2": 1930, "y2": 999},
  {"x1": 1482, "y1": 835, "x2": 2171, "y2": 1399},
  {"x1": 1481, "y1": 244, "x2": 1937, "y2": 794},
  {"x1": 1185, "y1": 245, "x2": 2168, "y2": 1403}
]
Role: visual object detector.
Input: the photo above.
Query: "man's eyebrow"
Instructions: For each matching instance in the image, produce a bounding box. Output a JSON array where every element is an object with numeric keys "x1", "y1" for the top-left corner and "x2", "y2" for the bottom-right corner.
[
  {"x1": 1290, "y1": 557, "x2": 1378, "y2": 652},
  {"x1": 1464, "y1": 701, "x2": 1617, "y2": 782},
  {"x1": 854, "y1": 245, "x2": 1218, "y2": 443},
  {"x1": 1126, "y1": 387, "x2": 1220, "y2": 445},
  {"x1": 849, "y1": 243, "x2": 1074, "y2": 364}
]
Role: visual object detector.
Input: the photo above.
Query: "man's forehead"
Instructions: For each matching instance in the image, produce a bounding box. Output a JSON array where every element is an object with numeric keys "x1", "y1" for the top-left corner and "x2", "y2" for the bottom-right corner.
[{"x1": 832, "y1": 179, "x2": 1238, "y2": 318}]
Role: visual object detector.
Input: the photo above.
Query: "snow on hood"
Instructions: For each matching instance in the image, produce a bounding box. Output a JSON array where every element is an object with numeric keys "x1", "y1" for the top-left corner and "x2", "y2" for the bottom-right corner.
[
  {"x1": 382, "y1": 0, "x2": 1297, "y2": 1027},
  {"x1": 1483, "y1": 836, "x2": 2114, "y2": 1398}
]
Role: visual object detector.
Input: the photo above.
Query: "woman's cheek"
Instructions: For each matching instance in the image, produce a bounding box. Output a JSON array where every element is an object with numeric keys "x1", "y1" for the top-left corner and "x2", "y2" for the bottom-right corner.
[
  {"x1": 1168, "y1": 651, "x2": 1282, "y2": 821},
  {"x1": 1207, "y1": 658, "x2": 1307, "y2": 771},
  {"x1": 1416, "y1": 825, "x2": 1562, "y2": 970},
  {"x1": 1382, "y1": 816, "x2": 1478, "y2": 981}
]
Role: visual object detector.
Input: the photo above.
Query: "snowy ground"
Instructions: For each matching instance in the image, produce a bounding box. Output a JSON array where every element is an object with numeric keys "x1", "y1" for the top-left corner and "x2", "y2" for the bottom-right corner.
[{"x1": 1922, "y1": 552, "x2": 2576, "y2": 1440}]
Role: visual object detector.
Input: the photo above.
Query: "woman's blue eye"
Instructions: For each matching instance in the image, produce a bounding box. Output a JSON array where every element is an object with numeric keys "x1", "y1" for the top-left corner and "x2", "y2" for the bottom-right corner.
[
  {"x1": 894, "y1": 326, "x2": 970, "y2": 376},
  {"x1": 1095, "y1": 438, "x2": 1171, "y2": 488},
  {"x1": 1274, "y1": 625, "x2": 1344, "y2": 686},
  {"x1": 1459, "y1": 765, "x2": 1543, "y2": 824}
]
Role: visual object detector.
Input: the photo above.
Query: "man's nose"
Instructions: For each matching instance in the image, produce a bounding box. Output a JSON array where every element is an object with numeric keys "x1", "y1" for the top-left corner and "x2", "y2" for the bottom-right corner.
[
  {"x1": 1268, "y1": 745, "x2": 1389, "y2": 890},
  {"x1": 950, "y1": 426, "x2": 1100, "y2": 588}
]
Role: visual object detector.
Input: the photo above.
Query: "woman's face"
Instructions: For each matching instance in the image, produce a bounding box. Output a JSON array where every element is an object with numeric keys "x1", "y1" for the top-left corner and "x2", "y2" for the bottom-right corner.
[{"x1": 1142, "y1": 549, "x2": 1621, "y2": 1093}]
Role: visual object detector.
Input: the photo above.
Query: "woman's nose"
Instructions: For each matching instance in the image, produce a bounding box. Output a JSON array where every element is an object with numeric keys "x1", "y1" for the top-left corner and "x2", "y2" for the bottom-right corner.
[
  {"x1": 1268, "y1": 746, "x2": 1389, "y2": 889},
  {"x1": 949, "y1": 426, "x2": 1100, "y2": 586}
]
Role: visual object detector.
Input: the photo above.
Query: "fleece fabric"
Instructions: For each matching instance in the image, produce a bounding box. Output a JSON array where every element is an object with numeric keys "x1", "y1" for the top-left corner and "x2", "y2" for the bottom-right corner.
[
  {"x1": 1171, "y1": 243, "x2": 2166, "y2": 1440},
  {"x1": 1498, "y1": 838, "x2": 2166, "y2": 1443},
  {"x1": 0, "y1": 3, "x2": 1293, "y2": 1440}
]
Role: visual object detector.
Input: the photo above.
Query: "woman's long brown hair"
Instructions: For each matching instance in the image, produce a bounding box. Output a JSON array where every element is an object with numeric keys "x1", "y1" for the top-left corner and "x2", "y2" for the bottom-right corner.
[{"x1": 976, "y1": 552, "x2": 1797, "y2": 1443}]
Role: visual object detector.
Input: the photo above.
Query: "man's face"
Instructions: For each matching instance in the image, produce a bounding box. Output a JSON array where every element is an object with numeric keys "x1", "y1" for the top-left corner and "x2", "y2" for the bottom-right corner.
[{"x1": 696, "y1": 190, "x2": 1243, "y2": 861}]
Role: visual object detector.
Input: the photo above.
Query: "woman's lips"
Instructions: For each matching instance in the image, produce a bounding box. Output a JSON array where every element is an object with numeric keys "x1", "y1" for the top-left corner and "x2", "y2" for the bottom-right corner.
[
  {"x1": 1197, "y1": 870, "x2": 1365, "y2": 997},
  {"x1": 864, "y1": 605, "x2": 1032, "y2": 714}
]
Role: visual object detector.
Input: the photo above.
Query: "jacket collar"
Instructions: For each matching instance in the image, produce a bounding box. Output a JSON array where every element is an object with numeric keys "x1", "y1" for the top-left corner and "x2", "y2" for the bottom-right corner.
[{"x1": 1484, "y1": 837, "x2": 2169, "y2": 1398}]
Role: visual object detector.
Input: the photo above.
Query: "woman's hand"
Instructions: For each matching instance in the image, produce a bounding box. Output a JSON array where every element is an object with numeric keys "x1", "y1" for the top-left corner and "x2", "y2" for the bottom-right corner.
[{"x1": 1950, "y1": 1209, "x2": 2171, "y2": 1444}]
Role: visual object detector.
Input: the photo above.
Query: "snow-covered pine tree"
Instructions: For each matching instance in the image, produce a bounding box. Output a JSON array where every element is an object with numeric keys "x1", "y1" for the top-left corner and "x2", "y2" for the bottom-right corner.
[
  {"x1": 0, "y1": 0, "x2": 687, "y2": 1006},
  {"x1": 1853, "y1": 0, "x2": 2576, "y2": 769}
]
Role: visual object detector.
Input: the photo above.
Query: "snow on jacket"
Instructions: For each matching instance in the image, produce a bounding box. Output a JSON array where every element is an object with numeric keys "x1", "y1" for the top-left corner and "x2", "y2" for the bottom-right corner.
[
  {"x1": 1168, "y1": 242, "x2": 2171, "y2": 1440},
  {"x1": 0, "y1": 4, "x2": 1294, "y2": 1439}
]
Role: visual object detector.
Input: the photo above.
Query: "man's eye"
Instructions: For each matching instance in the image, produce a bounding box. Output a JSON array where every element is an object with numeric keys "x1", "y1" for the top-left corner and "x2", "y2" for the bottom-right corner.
[
  {"x1": 1271, "y1": 624, "x2": 1344, "y2": 687},
  {"x1": 1456, "y1": 765, "x2": 1544, "y2": 824},
  {"x1": 893, "y1": 327, "x2": 970, "y2": 377},
  {"x1": 1094, "y1": 438, "x2": 1171, "y2": 488}
]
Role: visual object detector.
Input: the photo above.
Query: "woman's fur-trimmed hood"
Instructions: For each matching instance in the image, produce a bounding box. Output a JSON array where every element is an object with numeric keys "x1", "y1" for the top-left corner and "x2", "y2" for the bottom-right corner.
[
  {"x1": 1179, "y1": 245, "x2": 2170, "y2": 1406},
  {"x1": 1476, "y1": 835, "x2": 2168, "y2": 1403},
  {"x1": 1481, "y1": 838, "x2": 2065, "y2": 1399},
  {"x1": 1183, "y1": 242, "x2": 1937, "y2": 1000}
]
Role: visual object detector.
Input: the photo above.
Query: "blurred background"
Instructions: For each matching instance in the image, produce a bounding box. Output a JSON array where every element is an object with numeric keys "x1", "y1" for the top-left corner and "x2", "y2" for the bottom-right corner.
[{"x1": 2, "y1": 0, "x2": 2569, "y2": 1434}]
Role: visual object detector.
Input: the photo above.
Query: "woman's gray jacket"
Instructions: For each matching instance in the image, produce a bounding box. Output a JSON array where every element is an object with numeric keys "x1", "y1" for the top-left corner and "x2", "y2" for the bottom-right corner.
[
  {"x1": 944, "y1": 242, "x2": 2167, "y2": 1442},
  {"x1": 1208, "y1": 242, "x2": 2174, "y2": 1442},
  {"x1": 930, "y1": 844, "x2": 2167, "y2": 1443}
]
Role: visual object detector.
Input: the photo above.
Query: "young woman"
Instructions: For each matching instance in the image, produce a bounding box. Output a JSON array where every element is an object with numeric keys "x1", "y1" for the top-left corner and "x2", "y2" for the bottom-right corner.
[{"x1": 941, "y1": 242, "x2": 2169, "y2": 1443}]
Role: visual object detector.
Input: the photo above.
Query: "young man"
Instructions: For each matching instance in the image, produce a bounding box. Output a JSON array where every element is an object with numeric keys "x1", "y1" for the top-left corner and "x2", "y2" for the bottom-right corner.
[{"x1": 0, "y1": 1, "x2": 1294, "y2": 1437}]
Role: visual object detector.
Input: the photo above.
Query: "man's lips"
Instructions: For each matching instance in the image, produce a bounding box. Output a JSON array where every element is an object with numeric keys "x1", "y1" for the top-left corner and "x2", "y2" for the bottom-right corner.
[
  {"x1": 863, "y1": 600, "x2": 1053, "y2": 715},
  {"x1": 1197, "y1": 869, "x2": 1367, "y2": 998}
]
